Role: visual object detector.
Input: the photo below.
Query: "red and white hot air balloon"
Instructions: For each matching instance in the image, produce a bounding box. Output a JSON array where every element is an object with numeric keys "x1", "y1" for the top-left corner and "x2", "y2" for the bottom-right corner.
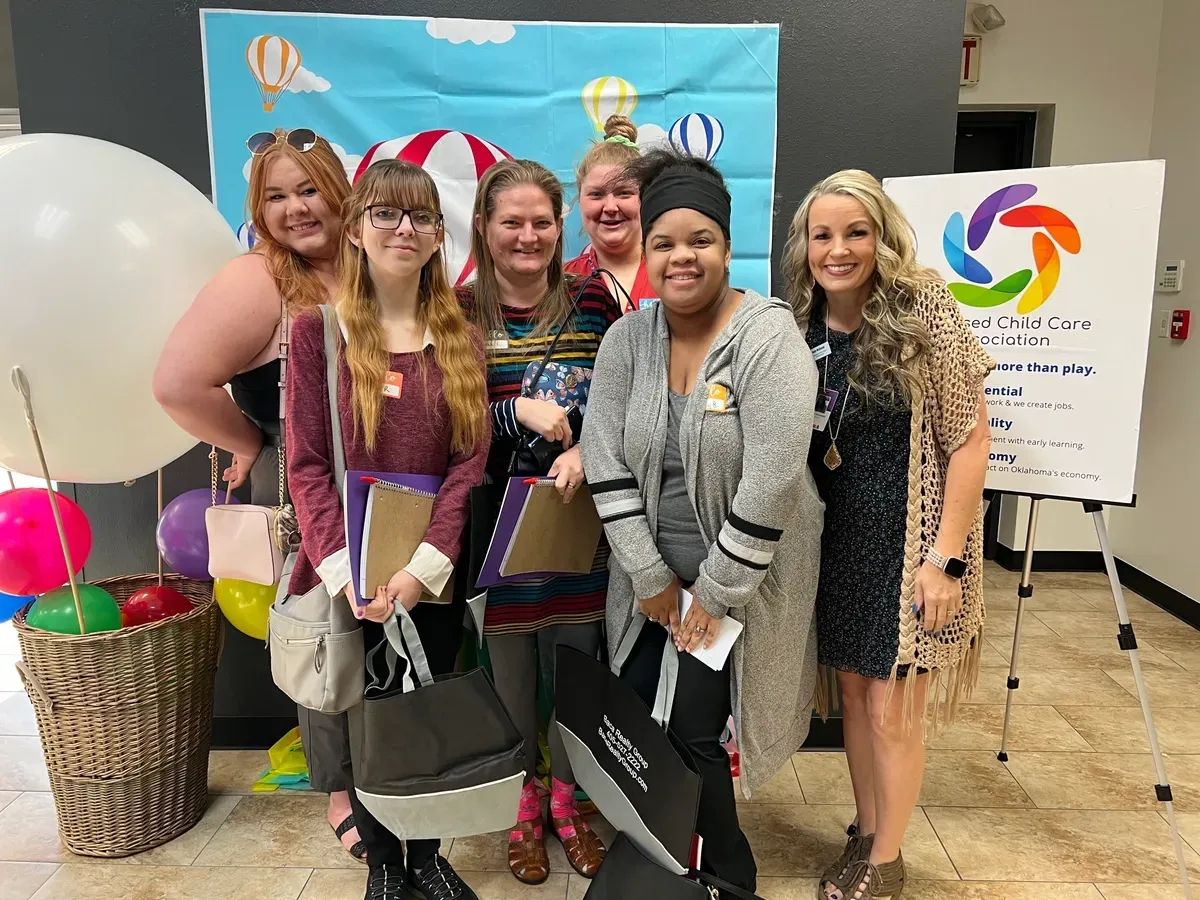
[
  {"x1": 246, "y1": 35, "x2": 302, "y2": 113},
  {"x1": 355, "y1": 130, "x2": 512, "y2": 286}
]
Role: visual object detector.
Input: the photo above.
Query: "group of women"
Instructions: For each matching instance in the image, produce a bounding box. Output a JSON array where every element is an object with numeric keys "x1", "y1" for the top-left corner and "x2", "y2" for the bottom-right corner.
[{"x1": 154, "y1": 114, "x2": 993, "y2": 900}]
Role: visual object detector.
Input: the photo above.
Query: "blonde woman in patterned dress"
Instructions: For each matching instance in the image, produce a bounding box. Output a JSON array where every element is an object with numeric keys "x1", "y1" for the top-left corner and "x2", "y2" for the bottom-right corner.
[{"x1": 782, "y1": 170, "x2": 994, "y2": 900}]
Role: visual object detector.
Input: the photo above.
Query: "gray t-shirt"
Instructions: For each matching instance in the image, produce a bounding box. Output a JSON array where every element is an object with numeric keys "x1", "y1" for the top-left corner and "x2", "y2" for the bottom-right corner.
[{"x1": 657, "y1": 391, "x2": 708, "y2": 584}]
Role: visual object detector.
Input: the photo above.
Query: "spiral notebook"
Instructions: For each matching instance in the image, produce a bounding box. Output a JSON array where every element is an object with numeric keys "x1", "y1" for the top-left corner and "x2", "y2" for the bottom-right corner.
[
  {"x1": 476, "y1": 477, "x2": 603, "y2": 588},
  {"x1": 346, "y1": 472, "x2": 452, "y2": 605}
]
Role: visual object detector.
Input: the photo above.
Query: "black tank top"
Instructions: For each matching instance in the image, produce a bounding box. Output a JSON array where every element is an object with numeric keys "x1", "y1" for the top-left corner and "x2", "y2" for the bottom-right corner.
[{"x1": 230, "y1": 359, "x2": 280, "y2": 432}]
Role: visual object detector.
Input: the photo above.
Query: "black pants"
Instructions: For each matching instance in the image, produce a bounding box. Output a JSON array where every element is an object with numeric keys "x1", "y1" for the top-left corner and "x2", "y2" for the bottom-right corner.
[
  {"x1": 347, "y1": 598, "x2": 465, "y2": 870},
  {"x1": 621, "y1": 623, "x2": 757, "y2": 894}
]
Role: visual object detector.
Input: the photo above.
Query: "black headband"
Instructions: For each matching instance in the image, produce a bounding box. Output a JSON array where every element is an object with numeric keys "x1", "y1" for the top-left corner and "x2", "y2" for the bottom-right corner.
[{"x1": 639, "y1": 168, "x2": 732, "y2": 238}]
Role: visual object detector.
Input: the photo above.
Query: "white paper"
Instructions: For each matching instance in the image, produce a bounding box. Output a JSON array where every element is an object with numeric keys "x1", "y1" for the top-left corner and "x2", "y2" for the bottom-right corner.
[{"x1": 680, "y1": 589, "x2": 743, "y2": 671}]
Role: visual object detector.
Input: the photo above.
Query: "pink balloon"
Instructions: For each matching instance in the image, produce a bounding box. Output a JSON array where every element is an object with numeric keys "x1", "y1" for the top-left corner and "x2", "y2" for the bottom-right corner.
[{"x1": 0, "y1": 488, "x2": 92, "y2": 596}]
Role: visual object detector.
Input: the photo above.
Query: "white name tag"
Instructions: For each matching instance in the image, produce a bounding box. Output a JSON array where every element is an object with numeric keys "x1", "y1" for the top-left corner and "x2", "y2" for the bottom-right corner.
[
  {"x1": 811, "y1": 341, "x2": 831, "y2": 362},
  {"x1": 813, "y1": 409, "x2": 831, "y2": 431},
  {"x1": 485, "y1": 334, "x2": 509, "y2": 351}
]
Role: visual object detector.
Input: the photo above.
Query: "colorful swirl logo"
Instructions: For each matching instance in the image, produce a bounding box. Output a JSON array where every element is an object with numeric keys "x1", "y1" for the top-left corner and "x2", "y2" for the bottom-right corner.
[{"x1": 942, "y1": 184, "x2": 1081, "y2": 314}]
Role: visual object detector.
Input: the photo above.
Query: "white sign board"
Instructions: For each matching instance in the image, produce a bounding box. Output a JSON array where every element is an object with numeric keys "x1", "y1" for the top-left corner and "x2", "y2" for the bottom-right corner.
[{"x1": 885, "y1": 161, "x2": 1165, "y2": 505}]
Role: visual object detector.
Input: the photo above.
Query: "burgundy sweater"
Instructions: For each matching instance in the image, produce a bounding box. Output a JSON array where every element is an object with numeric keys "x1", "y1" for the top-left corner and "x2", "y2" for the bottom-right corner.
[{"x1": 284, "y1": 309, "x2": 490, "y2": 599}]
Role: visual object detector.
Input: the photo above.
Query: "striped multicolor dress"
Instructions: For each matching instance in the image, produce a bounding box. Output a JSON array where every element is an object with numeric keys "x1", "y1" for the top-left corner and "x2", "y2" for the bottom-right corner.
[{"x1": 457, "y1": 279, "x2": 621, "y2": 635}]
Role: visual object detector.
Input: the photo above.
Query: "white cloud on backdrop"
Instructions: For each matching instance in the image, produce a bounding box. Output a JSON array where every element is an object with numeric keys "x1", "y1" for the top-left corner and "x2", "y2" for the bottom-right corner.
[
  {"x1": 288, "y1": 66, "x2": 331, "y2": 93},
  {"x1": 425, "y1": 18, "x2": 516, "y2": 45},
  {"x1": 636, "y1": 123, "x2": 670, "y2": 152}
]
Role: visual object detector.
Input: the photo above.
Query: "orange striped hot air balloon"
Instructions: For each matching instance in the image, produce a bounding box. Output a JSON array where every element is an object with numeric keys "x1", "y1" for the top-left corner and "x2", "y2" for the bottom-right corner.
[{"x1": 245, "y1": 35, "x2": 302, "y2": 113}]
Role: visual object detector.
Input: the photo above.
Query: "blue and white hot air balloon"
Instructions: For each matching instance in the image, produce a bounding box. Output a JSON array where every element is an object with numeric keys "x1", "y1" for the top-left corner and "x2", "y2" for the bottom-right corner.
[
  {"x1": 669, "y1": 113, "x2": 724, "y2": 161},
  {"x1": 236, "y1": 221, "x2": 257, "y2": 251}
]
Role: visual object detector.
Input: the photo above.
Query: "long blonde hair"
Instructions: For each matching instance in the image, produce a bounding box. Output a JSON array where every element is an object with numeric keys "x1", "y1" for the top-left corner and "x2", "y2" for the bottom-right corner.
[
  {"x1": 246, "y1": 129, "x2": 350, "y2": 309},
  {"x1": 467, "y1": 159, "x2": 572, "y2": 347},
  {"x1": 337, "y1": 160, "x2": 488, "y2": 454},
  {"x1": 782, "y1": 169, "x2": 937, "y2": 406}
]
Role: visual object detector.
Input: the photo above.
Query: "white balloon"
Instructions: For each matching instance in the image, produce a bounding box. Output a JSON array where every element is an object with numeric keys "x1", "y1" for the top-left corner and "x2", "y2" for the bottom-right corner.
[{"x1": 0, "y1": 134, "x2": 241, "y2": 483}]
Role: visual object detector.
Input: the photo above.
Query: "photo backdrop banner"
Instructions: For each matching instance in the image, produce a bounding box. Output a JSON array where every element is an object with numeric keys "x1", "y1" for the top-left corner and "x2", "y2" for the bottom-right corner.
[
  {"x1": 885, "y1": 161, "x2": 1165, "y2": 505},
  {"x1": 200, "y1": 10, "x2": 780, "y2": 295}
]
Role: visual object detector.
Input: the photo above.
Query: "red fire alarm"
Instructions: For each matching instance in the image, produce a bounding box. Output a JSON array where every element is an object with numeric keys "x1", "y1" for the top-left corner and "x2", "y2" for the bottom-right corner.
[{"x1": 1171, "y1": 309, "x2": 1190, "y2": 340}]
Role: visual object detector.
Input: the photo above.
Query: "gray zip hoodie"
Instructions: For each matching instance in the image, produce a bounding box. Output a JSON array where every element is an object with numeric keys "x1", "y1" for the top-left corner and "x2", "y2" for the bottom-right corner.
[{"x1": 581, "y1": 290, "x2": 823, "y2": 797}]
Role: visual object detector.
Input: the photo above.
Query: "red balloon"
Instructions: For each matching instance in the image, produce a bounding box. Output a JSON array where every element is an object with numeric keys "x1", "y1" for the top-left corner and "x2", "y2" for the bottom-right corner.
[{"x1": 121, "y1": 585, "x2": 193, "y2": 627}]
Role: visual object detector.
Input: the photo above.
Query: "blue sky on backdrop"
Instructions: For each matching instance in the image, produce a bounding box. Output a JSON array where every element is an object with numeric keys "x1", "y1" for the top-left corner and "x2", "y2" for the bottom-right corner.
[{"x1": 201, "y1": 11, "x2": 779, "y2": 293}]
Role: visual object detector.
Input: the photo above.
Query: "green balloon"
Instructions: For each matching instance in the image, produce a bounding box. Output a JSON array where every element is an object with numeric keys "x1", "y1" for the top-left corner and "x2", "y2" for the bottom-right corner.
[{"x1": 26, "y1": 585, "x2": 122, "y2": 635}]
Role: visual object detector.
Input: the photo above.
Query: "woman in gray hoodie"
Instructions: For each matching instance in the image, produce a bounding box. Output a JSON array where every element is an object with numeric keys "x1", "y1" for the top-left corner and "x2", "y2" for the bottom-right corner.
[{"x1": 581, "y1": 148, "x2": 824, "y2": 896}]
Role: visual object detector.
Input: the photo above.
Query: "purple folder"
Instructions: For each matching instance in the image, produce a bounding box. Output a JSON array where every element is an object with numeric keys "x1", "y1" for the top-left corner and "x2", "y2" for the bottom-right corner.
[
  {"x1": 345, "y1": 470, "x2": 443, "y2": 605},
  {"x1": 476, "y1": 477, "x2": 562, "y2": 589}
]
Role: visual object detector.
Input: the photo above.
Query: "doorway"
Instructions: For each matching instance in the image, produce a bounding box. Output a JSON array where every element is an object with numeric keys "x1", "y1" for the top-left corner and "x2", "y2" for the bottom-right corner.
[{"x1": 955, "y1": 110, "x2": 1037, "y2": 173}]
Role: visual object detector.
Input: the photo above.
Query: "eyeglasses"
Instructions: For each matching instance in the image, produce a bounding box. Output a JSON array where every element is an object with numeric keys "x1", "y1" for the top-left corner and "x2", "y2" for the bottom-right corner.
[
  {"x1": 246, "y1": 128, "x2": 319, "y2": 155},
  {"x1": 366, "y1": 206, "x2": 444, "y2": 235}
]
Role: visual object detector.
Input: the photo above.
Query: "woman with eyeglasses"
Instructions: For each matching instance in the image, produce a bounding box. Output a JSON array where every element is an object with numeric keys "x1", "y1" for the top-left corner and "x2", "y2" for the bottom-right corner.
[
  {"x1": 458, "y1": 158, "x2": 621, "y2": 886},
  {"x1": 564, "y1": 114, "x2": 654, "y2": 314},
  {"x1": 154, "y1": 128, "x2": 367, "y2": 861},
  {"x1": 286, "y1": 159, "x2": 490, "y2": 900}
]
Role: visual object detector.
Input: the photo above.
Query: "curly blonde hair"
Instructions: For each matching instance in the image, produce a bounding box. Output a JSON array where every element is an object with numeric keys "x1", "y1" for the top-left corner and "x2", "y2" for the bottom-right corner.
[{"x1": 782, "y1": 169, "x2": 939, "y2": 406}]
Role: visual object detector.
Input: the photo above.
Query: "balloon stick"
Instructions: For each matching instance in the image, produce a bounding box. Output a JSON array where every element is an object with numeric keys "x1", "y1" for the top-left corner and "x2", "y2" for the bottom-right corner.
[
  {"x1": 157, "y1": 468, "x2": 165, "y2": 587},
  {"x1": 4, "y1": 468, "x2": 14, "y2": 491},
  {"x1": 10, "y1": 366, "x2": 86, "y2": 633}
]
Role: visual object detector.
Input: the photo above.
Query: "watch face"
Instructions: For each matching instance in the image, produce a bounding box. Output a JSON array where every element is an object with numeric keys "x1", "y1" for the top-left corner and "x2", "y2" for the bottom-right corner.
[{"x1": 944, "y1": 557, "x2": 968, "y2": 579}]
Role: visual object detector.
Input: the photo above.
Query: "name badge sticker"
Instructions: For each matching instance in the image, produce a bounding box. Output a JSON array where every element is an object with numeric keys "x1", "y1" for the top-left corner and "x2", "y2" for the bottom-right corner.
[
  {"x1": 811, "y1": 341, "x2": 831, "y2": 362},
  {"x1": 485, "y1": 331, "x2": 509, "y2": 351},
  {"x1": 706, "y1": 384, "x2": 730, "y2": 413},
  {"x1": 382, "y1": 371, "x2": 404, "y2": 399}
]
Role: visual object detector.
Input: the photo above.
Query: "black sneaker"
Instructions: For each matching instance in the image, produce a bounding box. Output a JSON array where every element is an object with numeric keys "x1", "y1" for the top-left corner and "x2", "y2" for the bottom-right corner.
[
  {"x1": 365, "y1": 864, "x2": 407, "y2": 900},
  {"x1": 406, "y1": 855, "x2": 478, "y2": 900}
]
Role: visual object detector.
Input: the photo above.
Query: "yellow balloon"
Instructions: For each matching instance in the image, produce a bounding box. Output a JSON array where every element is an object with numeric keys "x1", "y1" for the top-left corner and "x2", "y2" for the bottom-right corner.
[
  {"x1": 213, "y1": 577, "x2": 275, "y2": 641},
  {"x1": 580, "y1": 76, "x2": 639, "y2": 133}
]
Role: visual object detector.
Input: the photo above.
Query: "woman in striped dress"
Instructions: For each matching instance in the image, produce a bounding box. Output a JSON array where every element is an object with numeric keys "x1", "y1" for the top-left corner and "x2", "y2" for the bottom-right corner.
[{"x1": 457, "y1": 159, "x2": 621, "y2": 887}]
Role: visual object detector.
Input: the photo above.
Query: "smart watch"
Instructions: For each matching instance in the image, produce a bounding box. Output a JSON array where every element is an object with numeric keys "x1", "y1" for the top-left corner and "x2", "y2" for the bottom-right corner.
[{"x1": 926, "y1": 548, "x2": 967, "y2": 580}]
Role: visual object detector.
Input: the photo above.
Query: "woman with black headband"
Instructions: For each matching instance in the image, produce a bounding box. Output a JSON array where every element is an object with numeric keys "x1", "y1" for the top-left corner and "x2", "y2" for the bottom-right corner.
[{"x1": 581, "y1": 148, "x2": 824, "y2": 895}]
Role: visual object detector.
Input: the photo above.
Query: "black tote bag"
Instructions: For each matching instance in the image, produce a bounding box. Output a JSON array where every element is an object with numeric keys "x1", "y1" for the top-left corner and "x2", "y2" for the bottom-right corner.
[
  {"x1": 584, "y1": 833, "x2": 764, "y2": 900},
  {"x1": 555, "y1": 616, "x2": 700, "y2": 874},
  {"x1": 347, "y1": 607, "x2": 526, "y2": 839}
]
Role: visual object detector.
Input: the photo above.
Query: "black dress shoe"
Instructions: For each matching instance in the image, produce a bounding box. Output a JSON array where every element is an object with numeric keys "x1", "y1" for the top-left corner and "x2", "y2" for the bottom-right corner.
[{"x1": 406, "y1": 855, "x2": 479, "y2": 900}]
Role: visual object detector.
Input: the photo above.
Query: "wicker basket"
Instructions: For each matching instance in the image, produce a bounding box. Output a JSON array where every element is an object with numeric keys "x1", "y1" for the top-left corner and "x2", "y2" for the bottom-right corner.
[{"x1": 13, "y1": 573, "x2": 222, "y2": 857}]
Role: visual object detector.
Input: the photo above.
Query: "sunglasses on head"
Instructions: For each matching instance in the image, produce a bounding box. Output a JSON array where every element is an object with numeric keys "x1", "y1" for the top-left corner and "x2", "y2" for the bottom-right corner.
[{"x1": 246, "y1": 128, "x2": 319, "y2": 155}]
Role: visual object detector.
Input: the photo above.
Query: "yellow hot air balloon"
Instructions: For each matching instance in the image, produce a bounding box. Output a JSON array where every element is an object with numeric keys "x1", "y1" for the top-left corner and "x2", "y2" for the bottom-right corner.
[
  {"x1": 580, "y1": 76, "x2": 639, "y2": 133},
  {"x1": 246, "y1": 35, "x2": 303, "y2": 113}
]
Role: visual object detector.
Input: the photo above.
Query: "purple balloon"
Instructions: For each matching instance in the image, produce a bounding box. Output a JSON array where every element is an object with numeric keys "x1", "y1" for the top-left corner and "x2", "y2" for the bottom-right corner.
[{"x1": 155, "y1": 488, "x2": 239, "y2": 581}]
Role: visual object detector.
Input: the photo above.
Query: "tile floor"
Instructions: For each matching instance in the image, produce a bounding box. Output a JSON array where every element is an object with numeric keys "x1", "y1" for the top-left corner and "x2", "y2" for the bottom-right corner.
[{"x1": 1, "y1": 562, "x2": 1198, "y2": 899}]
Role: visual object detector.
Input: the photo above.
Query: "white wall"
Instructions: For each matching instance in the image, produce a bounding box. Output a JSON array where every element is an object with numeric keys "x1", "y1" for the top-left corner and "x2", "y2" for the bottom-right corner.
[
  {"x1": 960, "y1": 0, "x2": 1163, "y2": 551},
  {"x1": 1108, "y1": 0, "x2": 1200, "y2": 601}
]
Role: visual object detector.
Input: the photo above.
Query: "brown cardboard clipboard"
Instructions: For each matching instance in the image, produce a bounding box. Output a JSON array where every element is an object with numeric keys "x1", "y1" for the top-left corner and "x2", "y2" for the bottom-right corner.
[
  {"x1": 362, "y1": 483, "x2": 455, "y2": 604},
  {"x1": 500, "y1": 483, "x2": 603, "y2": 577}
]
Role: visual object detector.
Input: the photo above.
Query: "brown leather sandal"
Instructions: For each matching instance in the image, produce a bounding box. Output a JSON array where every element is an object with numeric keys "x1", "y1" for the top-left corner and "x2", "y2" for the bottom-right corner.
[
  {"x1": 831, "y1": 852, "x2": 905, "y2": 900},
  {"x1": 508, "y1": 818, "x2": 550, "y2": 885},
  {"x1": 551, "y1": 813, "x2": 607, "y2": 878},
  {"x1": 820, "y1": 833, "x2": 872, "y2": 900}
]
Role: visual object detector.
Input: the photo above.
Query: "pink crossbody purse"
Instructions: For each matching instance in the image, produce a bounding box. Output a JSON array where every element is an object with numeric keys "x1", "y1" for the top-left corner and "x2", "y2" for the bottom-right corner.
[{"x1": 205, "y1": 298, "x2": 301, "y2": 585}]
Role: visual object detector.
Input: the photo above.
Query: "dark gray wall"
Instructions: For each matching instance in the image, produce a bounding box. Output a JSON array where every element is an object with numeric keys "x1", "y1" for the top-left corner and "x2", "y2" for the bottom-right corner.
[
  {"x1": 10, "y1": 0, "x2": 964, "y2": 741},
  {"x1": 0, "y1": 0, "x2": 17, "y2": 107}
]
